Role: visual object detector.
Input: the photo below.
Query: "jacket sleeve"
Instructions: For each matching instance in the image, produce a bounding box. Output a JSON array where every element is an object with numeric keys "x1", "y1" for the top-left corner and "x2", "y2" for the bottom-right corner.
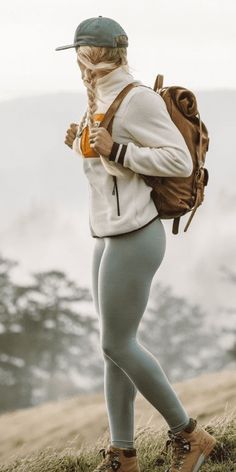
[{"x1": 108, "y1": 89, "x2": 193, "y2": 178}]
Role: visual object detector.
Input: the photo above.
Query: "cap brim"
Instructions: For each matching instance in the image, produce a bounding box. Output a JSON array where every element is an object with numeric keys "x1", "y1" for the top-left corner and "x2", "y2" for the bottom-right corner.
[{"x1": 55, "y1": 44, "x2": 78, "y2": 51}]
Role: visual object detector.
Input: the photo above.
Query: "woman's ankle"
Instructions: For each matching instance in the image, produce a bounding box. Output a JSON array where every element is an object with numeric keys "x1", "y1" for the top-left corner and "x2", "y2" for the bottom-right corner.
[
  {"x1": 170, "y1": 417, "x2": 197, "y2": 435},
  {"x1": 111, "y1": 440, "x2": 135, "y2": 449}
]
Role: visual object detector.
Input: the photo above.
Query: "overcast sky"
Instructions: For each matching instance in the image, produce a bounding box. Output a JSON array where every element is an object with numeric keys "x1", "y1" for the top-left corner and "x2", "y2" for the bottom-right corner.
[{"x1": 0, "y1": 0, "x2": 235, "y2": 101}]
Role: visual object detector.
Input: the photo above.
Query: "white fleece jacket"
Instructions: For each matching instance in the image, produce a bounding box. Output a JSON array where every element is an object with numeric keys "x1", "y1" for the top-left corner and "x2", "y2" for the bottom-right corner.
[{"x1": 72, "y1": 66, "x2": 193, "y2": 238}]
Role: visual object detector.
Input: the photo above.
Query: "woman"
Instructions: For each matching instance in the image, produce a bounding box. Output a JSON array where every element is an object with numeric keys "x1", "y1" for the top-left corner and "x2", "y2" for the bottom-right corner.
[{"x1": 56, "y1": 16, "x2": 217, "y2": 472}]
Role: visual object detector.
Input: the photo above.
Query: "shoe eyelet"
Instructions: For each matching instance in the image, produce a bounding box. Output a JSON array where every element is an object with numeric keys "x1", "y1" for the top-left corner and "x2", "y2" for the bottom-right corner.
[{"x1": 111, "y1": 459, "x2": 121, "y2": 471}]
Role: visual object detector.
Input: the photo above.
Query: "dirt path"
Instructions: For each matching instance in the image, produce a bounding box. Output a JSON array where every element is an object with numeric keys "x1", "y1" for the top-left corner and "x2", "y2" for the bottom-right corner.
[{"x1": 0, "y1": 368, "x2": 235, "y2": 466}]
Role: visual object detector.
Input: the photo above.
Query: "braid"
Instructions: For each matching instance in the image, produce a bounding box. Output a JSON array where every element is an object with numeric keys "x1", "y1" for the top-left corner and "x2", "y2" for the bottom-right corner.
[
  {"x1": 76, "y1": 109, "x2": 87, "y2": 138},
  {"x1": 75, "y1": 41, "x2": 134, "y2": 176},
  {"x1": 76, "y1": 38, "x2": 131, "y2": 135},
  {"x1": 76, "y1": 67, "x2": 98, "y2": 138},
  {"x1": 83, "y1": 68, "x2": 98, "y2": 132}
]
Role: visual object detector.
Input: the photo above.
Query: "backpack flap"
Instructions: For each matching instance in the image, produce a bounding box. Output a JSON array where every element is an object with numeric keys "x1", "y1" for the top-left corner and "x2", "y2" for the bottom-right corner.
[{"x1": 141, "y1": 76, "x2": 210, "y2": 234}]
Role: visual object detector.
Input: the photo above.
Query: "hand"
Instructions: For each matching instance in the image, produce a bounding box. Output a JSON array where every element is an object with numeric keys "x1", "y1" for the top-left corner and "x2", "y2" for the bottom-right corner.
[
  {"x1": 89, "y1": 126, "x2": 114, "y2": 157},
  {"x1": 64, "y1": 123, "x2": 79, "y2": 149}
]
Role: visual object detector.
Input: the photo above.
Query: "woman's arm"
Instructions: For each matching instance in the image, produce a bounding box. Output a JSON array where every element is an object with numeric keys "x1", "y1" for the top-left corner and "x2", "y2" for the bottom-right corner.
[{"x1": 108, "y1": 89, "x2": 193, "y2": 178}]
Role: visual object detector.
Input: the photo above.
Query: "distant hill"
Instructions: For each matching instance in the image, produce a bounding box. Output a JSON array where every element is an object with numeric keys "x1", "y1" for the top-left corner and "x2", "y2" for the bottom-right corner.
[
  {"x1": 0, "y1": 368, "x2": 235, "y2": 466},
  {"x1": 0, "y1": 89, "x2": 235, "y2": 206},
  {"x1": 0, "y1": 90, "x2": 235, "y2": 314}
]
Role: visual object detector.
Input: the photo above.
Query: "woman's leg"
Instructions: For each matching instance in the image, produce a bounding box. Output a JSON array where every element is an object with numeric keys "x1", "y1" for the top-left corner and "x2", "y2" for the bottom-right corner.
[
  {"x1": 92, "y1": 237, "x2": 138, "y2": 449},
  {"x1": 98, "y1": 218, "x2": 190, "y2": 439}
]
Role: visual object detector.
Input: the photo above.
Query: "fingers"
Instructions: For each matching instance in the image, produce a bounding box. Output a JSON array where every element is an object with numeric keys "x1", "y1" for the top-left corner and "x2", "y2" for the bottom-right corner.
[
  {"x1": 64, "y1": 141, "x2": 73, "y2": 149},
  {"x1": 64, "y1": 137, "x2": 73, "y2": 148},
  {"x1": 66, "y1": 123, "x2": 78, "y2": 139},
  {"x1": 90, "y1": 126, "x2": 103, "y2": 132},
  {"x1": 65, "y1": 133, "x2": 75, "y2": 145},
  {"x1": 64, "y1": 124, "x2": 105, "y2": 150},
  {"x1": 69, "y1": 122, "x2": 79, "y2": 132},
  {"x1": 89, "y1": 133, "x2": 97, "y2": 145},
  {"x1": 67, "y1": 123, "x2": 78, "y2": 135},
  {"x1": 67, "y1": 129, "x2": 76, "y2": 138},
  {"x1": 89, "y1": 128, "x2": 103, "y2": 139},
  {"x1": 89, "y1": 129, "x2": 98, "y2": 145},
  {"x1": 64, "y1": 123, "x2": 79, "y2": 149},
  {"x1": 65, "y1": 132, "x2": 75, "y2": 148}
]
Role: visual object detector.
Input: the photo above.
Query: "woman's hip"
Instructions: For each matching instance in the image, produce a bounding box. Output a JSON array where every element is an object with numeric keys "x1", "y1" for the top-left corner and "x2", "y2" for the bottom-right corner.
[{"x1": 102, "y1": 217, "x2": 166, "y2": 272}]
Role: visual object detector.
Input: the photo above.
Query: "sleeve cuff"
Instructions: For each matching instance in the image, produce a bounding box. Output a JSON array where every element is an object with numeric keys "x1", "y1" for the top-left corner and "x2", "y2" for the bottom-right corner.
[{"x1": 108, "y1": 141, "x2": 128, "y2": 166}]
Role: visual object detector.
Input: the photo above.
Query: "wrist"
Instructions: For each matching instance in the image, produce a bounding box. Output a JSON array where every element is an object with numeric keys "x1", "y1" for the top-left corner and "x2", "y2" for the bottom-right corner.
[{"x1": 108, "y1": 141, "x2": 128, "y2": 166}]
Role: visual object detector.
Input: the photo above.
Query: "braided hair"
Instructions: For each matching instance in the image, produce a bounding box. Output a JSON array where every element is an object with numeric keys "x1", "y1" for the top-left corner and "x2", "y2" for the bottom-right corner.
[
  {"x1": 76, "y1": 35, "x2": 130, "y2": 135},
  {"x1": 75, "y1": 37, "x2": 136, "y2": 176}
]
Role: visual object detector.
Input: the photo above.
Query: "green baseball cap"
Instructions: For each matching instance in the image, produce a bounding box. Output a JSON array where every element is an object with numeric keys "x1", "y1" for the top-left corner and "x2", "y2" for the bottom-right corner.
[{"x1": 55, "y1": 16, "x2": 128, "y2": 51}]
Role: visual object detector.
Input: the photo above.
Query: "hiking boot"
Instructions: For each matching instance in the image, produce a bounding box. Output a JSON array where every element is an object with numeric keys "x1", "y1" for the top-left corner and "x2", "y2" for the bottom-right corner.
[
  {"x1": 93, "y1": 444, "x2": 141, "y2": 472},
  {"x1": 156, "y1": 417, "x2": 217, "y2": 472}
]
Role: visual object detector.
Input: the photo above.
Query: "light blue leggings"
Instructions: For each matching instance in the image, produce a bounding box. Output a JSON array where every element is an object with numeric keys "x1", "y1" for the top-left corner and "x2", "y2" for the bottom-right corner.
[{"x1": 91, "y1": 217, "x2": 190, "y2": 449}]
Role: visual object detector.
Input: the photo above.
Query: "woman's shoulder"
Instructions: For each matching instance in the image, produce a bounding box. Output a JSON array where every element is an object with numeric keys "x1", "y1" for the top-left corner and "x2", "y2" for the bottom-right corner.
[
  {"x1": 125, "y1": 81, "x2": 158, "y2": 101},
  {"x1": 120, "y1": 82, "x2": 166, "y2": 118}
]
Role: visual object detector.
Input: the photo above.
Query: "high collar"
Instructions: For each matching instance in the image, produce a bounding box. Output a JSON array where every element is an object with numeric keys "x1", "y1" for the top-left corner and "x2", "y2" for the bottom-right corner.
[{"x1": 95, "y1": 65, "x2": 141, "y2": 102}]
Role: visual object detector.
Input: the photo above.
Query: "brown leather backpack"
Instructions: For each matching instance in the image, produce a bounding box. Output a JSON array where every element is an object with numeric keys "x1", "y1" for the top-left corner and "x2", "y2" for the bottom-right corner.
[{"x1": 99, "y1": 75, "x2": 209, "y2": 235}]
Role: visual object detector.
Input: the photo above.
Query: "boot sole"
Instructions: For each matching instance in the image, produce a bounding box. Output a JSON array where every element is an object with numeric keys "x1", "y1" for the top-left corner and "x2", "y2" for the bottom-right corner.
[
  {"x1": 192, "y1": 453, "x2": 206, "y2": 472},
  {"x1": 192, "y1": 440, "x2": 217, "y2": 472}
]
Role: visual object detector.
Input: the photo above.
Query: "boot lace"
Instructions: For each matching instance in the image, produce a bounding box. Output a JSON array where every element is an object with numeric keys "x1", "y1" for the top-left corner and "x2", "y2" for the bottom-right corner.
[
  {"x1": 155, "y1": 430, "x2": 191, "y2": 470},
  {"x1": 94, "y1": 447, "x2": 122, "y2": 472}
]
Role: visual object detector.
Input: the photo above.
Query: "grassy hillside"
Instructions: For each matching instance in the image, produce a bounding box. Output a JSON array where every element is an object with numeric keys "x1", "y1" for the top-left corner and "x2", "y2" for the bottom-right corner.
[
  {"x1": 0, "y1": 369, "x2": 235, "y2": 471},
  {"x1": 0, "y1": 413, "x2": 235, "y2": 472}
]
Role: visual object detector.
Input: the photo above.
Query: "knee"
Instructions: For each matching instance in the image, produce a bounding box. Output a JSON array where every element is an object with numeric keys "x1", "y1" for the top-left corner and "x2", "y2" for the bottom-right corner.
[
  {"x1": 101, "y1": 341, "x2": 116, "y2": 360},
  {"x1": 101, "y1": 339, "x2": 128, "y2": 363}
]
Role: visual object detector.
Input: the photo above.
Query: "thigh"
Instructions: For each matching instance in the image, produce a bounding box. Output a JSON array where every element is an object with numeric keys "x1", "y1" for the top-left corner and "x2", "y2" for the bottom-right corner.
[
  {"x1": 91, "y1": 238, "x2": 105, "y2": 317},
  {"x1": 98, "y1": 218, "x2": 166, "y2": 339}
]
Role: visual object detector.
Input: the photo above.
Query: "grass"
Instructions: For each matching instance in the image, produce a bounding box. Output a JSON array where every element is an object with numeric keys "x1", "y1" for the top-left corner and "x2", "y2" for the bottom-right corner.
[{"x1": 0, "y1": 410, "x2": 235, "y2": 472}]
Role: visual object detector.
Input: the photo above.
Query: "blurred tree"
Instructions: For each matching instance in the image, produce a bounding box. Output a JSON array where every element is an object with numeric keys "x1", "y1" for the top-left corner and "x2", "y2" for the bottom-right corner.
[
  {"x1": 218, "y1": 264, "x2": 236, "y2": 362},
  {"x1": 0, "y1": 253, "x2": 234, "y2": 413},
  {"x1": 138, "y1": 280, "x2": 226, "y2": 382},
  {"x1": 0, "y1": 253, "x2": 102, "y2": 412}
]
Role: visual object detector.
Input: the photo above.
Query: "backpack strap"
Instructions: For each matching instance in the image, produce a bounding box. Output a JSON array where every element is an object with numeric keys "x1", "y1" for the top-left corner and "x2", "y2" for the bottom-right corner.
[
  {"x1": 153, "y1": 74, "x2": 164, "y2": 91},
  {"x1": 183, "y1": 111, "x2": 204, "y2": 232},
  {"x1": 183, "y1": 191, "x2": 201, "y2": 231},
  {"x1": 99, "y1": 81, "x2": 141, "y2": 132},
  {"x1": 173, "y1": 217, "x2": 180, "y2": 234},
  {"x1": 99, "y1": 81, "x2": 154, "y2": 134}
]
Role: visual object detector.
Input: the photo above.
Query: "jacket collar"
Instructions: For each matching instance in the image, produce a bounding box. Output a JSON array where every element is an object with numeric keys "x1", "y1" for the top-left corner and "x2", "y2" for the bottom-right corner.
[{"x1": 95, "y1": 65, "x2": 141, "y2": 102}]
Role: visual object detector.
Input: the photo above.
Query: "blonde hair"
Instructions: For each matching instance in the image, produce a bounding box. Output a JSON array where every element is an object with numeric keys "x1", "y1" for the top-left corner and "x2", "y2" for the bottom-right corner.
[{"x1": 76, "y1": 36, "x2": 134, "y2": 175}]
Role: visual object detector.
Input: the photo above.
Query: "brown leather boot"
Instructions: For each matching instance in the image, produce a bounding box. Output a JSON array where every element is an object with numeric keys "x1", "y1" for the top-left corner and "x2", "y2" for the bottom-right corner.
[
  {"x1": 157, "y1": 417, "x2": 217, "y2": 472},
  {"x1": 93, "y1": 444, "x2": 141, "y2": 472}
]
